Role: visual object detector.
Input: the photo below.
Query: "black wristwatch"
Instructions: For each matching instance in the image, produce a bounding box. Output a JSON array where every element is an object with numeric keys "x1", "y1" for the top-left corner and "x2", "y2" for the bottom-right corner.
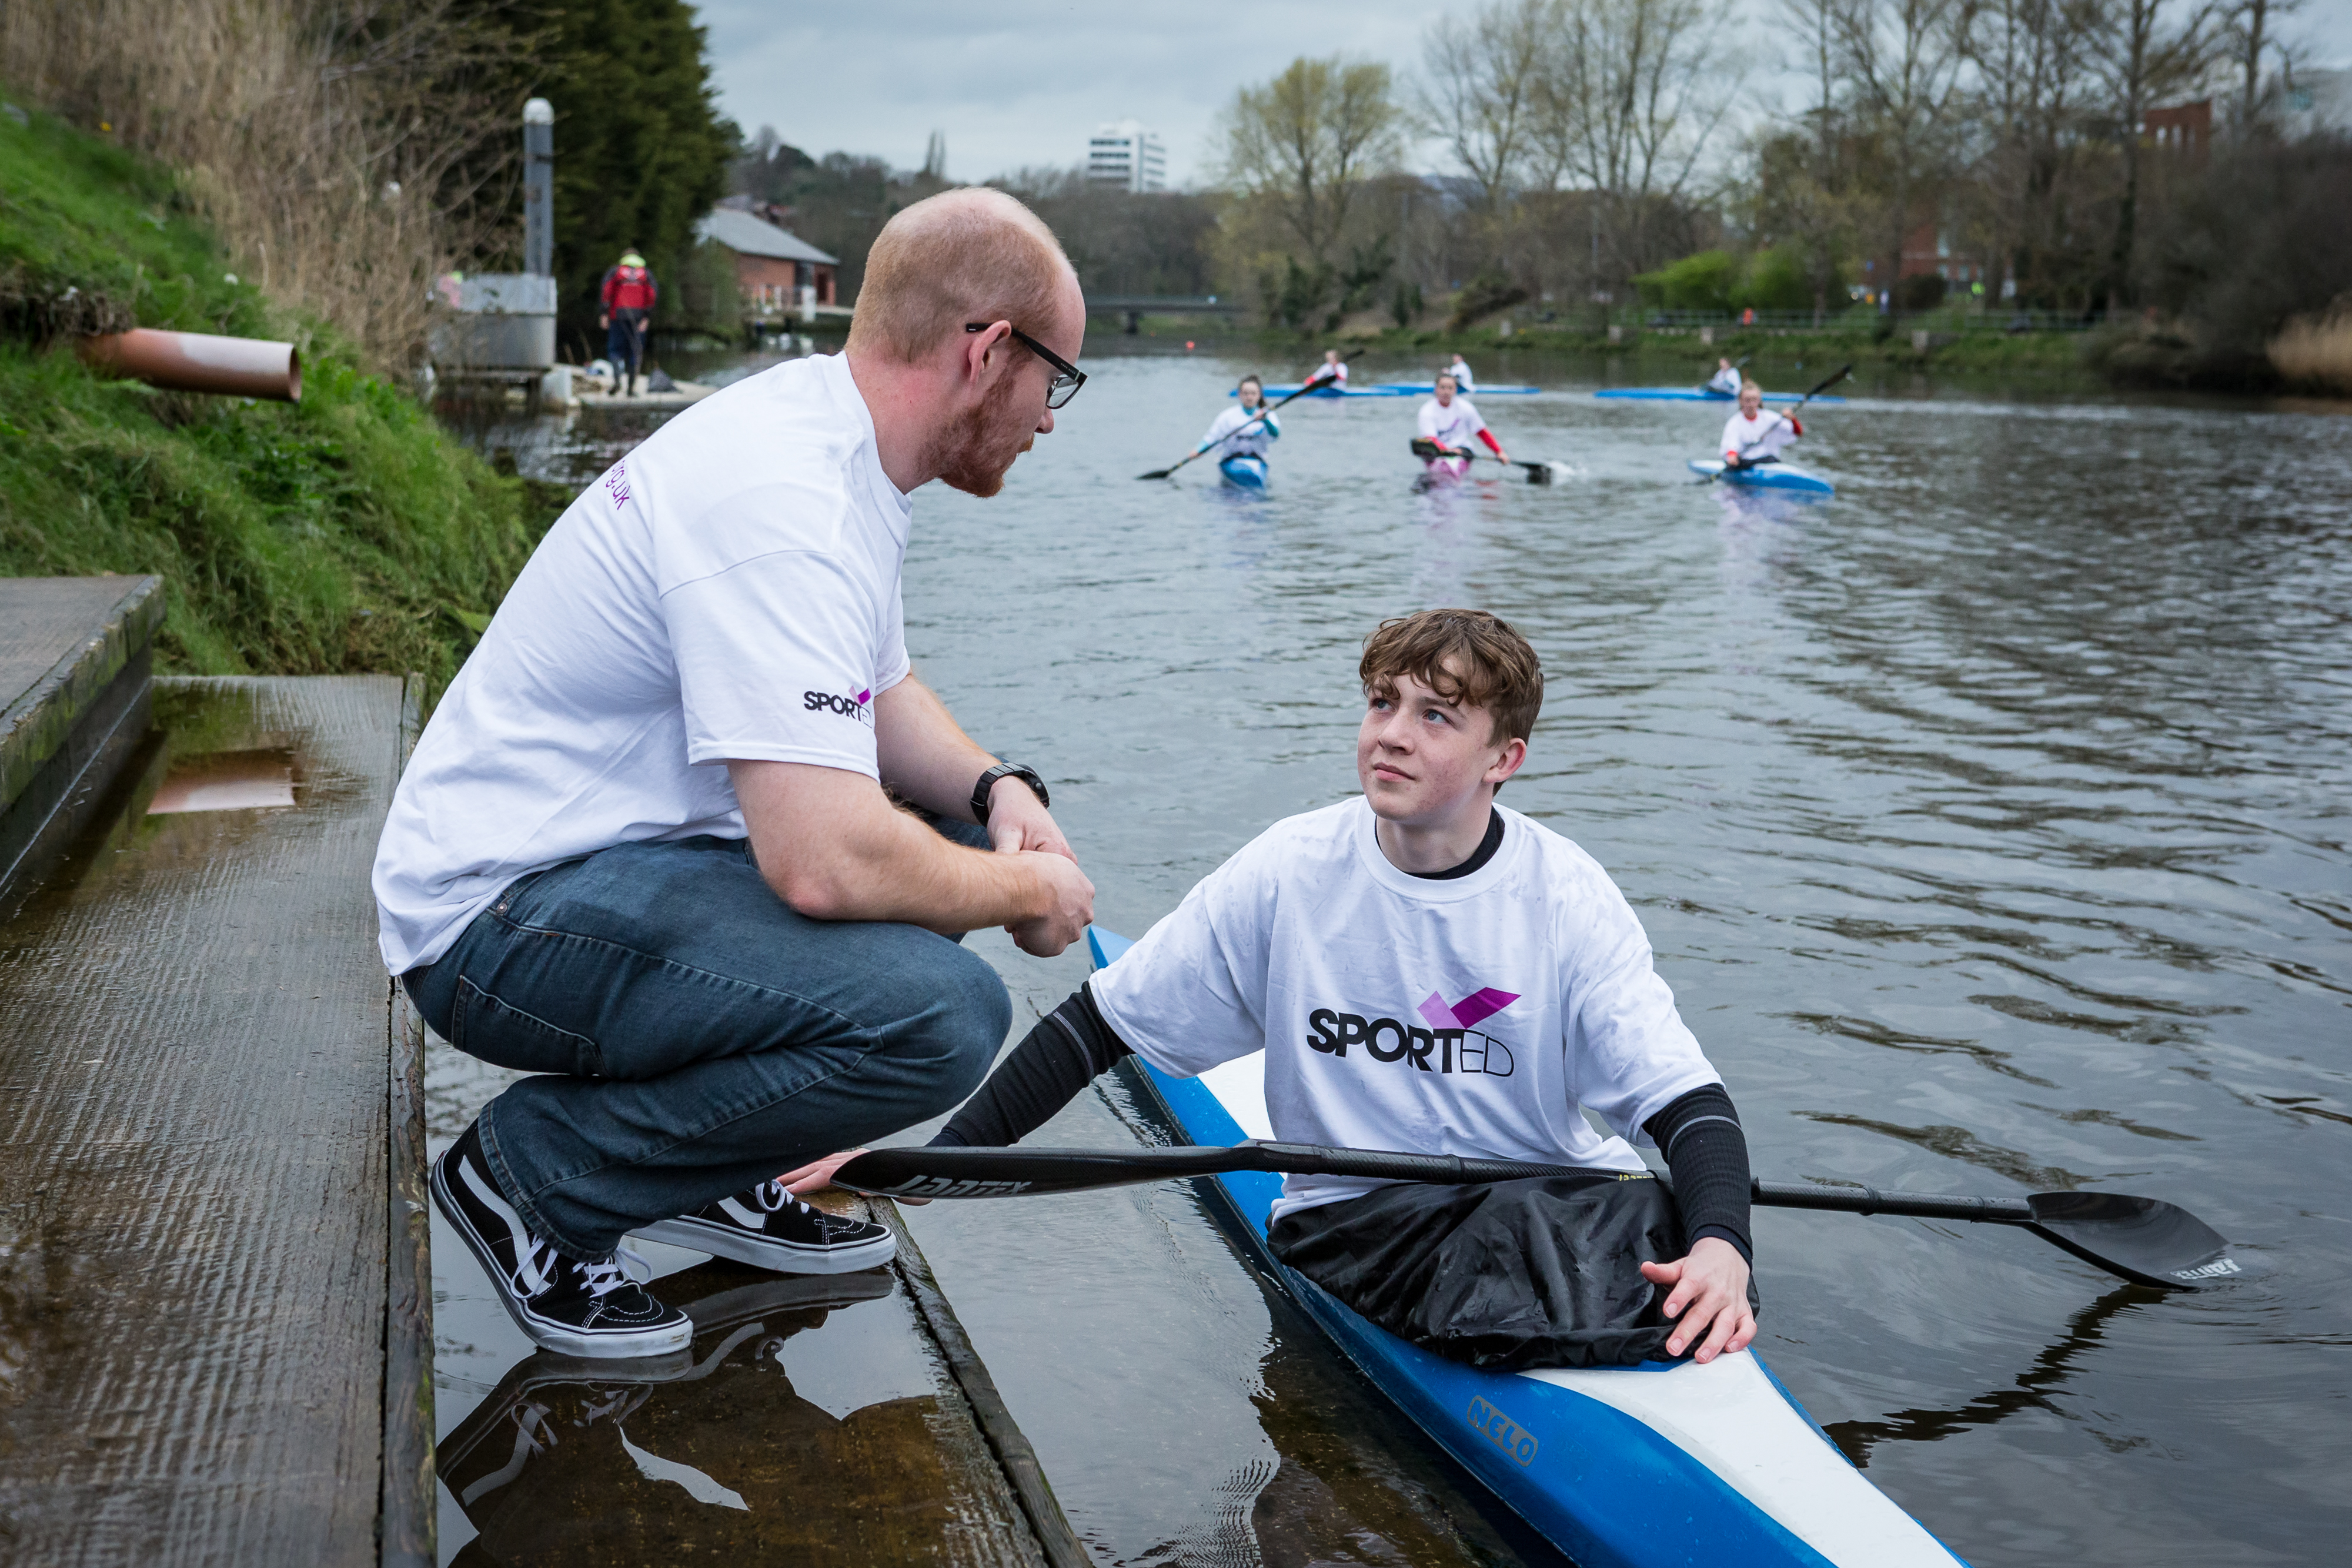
[{"x1": 971, "y1": 762, "x2": 1050, "y2": 825}]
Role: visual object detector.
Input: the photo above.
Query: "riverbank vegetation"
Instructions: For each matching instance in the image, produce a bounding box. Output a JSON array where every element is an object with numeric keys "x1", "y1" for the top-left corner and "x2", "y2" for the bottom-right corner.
[{"x1": 0, "y1": 96, "x2": 558, "y2": 693}]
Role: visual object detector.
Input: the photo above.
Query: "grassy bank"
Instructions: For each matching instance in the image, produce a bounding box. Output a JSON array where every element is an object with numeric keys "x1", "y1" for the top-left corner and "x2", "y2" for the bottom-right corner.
[{"x1": 0, "y1": 96, "x2": 561, "y2": 700}]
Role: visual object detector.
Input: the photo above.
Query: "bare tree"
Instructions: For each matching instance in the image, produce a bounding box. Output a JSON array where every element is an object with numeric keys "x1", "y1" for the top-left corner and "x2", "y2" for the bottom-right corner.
[
  {"x1": 1529, "y1": 0, "x2": 1743, "y2": 292},
  {"x1": 1221, "y1": 56, "x2": 1404, "y2": 266},
  {"x1": 1419, "y1": 0, "x2": 1558, "y2": 213},
  {"x1": 1825, "y1": 0, "x2": 1979, "y2": 308},
  {"x1": 2225, "y1": 0, "x2": 2301, "y2": 131},
  {"x1": 1965, "y1": 0, "x2": 2102, "y2": 305},
  {"x1": 2089, "y1": 0, "x2": 2223, "y2": 307}
]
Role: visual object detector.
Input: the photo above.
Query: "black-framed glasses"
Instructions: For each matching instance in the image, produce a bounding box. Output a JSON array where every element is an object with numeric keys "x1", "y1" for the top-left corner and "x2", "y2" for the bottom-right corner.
[{"x1": 965, "y1": 321, "x2": 1086, "y2": 409}]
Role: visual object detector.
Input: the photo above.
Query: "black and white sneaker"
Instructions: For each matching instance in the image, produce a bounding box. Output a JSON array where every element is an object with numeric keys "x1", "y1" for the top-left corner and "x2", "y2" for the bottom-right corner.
[
  {"x1": 632, "y1": 1179, "x2": 897, "y2": 1275},
  {"x1": 432, "y1": 1122, "x2": 693, "y2": 1359}
]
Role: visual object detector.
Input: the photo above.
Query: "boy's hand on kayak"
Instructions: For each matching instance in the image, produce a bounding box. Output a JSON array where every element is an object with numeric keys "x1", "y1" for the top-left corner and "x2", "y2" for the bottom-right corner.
[
  {"x1": 1643, "y1": 1237, "x2": 1756, "y2": 1363},
  {"x1": 780, "y1": 1148, "x2": 931, "y2": 1203}
]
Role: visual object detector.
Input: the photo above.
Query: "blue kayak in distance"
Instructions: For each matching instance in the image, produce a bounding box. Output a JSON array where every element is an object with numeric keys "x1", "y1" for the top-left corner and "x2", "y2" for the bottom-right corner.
[
  {"x1": 1689, "y1": 459, "x2": 1835, "y2": 495},
  {"x1": 1597, "y1": 387, "x2": 1846, "y2": 404},
  {"x1": 1088, "y1": 924, "x2": 1963, "y2": 1568},
  {"x1": 1374, "y1": 382, "x2": 1542, "y2": 395},
  {"x1": 1234, "y1": 383, "x2": 1414, "y2": 398},
  {"x1": 1219, "y1": 453, "x2": 1268, "y2": 490}
]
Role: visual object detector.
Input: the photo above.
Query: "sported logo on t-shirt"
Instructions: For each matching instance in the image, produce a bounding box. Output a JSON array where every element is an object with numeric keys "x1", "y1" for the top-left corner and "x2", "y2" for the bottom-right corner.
[
  {"x1": 1305, "y1": 987, "x2": 1521, "y2": 1077},
  {"x1": 803, "y1": 686, "x2": 874, "y2": 724}
]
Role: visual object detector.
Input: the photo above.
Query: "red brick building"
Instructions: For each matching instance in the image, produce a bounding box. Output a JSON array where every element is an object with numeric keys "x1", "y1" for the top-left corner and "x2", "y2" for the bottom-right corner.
[
  {"x1": 694, "y1": 206, "x2": 840, "y2": 316},
  {"x1": 2144, "y1": 98, "x2": 2212, "y2": 158}
]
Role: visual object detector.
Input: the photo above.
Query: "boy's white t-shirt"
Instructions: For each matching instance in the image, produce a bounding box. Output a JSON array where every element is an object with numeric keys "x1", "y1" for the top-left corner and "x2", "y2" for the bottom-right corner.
[
  {"x1": 371, "y1": 353, "x2": 913, "y2": 974},
  {"x1": 1090, "y1": 797, "x2": 1721, "y2": 1222},
  {"x1": 1417, "y1": 396, "x2": 1489, "y2": 449}
]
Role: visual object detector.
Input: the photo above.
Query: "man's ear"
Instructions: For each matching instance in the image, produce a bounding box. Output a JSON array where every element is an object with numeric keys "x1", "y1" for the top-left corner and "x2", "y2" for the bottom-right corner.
[
  {"x1": 1486, "y1": 734, "x2": 1528, "y2": 786},
  {"x1": 961, "y1": 320, "x2": 1011, "y2": 388}
]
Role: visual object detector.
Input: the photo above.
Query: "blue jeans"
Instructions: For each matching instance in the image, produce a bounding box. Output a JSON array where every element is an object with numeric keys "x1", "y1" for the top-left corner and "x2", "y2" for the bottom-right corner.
[
  {"x1": 404, "y1": 829, "x2": 1007, "y2": 1258},
  {"x1": 605, "y1": 312, "x2": 646, "y2": 375}
]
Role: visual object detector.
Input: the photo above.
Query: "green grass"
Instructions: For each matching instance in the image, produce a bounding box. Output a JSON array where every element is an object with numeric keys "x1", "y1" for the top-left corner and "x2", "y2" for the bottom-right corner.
[{"x1": 0, "y1": 96, "x2": 562, "y2": 700}]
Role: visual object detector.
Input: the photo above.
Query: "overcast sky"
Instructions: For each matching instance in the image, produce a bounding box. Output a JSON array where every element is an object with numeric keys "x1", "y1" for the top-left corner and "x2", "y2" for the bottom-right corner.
[{"x1": 694, "y1": 1, "x2": 2352, "y2": 188}]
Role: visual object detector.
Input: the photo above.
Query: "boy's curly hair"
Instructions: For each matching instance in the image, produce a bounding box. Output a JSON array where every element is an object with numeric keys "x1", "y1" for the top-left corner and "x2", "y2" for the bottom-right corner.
[{"x1": 1359, "y1": 609, "x2": 1543, "y2": 744}]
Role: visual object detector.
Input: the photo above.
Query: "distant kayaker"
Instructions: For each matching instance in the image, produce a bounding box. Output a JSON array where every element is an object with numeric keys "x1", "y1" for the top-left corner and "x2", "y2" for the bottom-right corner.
[
  {"x1": 598, "y1": 249, "x2": 658, "y2": 398},
  {"x1": 1195, "y1": 375, "x2": 1281, "y2": 473},
  {"x1": 1720, "y1": 379, "x2": 1801, "y2": 470},
  {"x1": 381, "y1": 187, "x2": 1095, "y2": 1358},
  {"x1": 1446, "y1": 353, "x2": 1476, "y2": 393},
  {"x1": 805, "y1": 610, "x2": 1760, "y2": 1368},
  {"x1": 1318, "y1": 348, "x2": 1349, "y2": 388},
  {"x1": 1417, "y1": 373, "x2": 1509, "y2": 467},
  {"x1": 1704, "y1": 357, "x2": 1742, "y2": 396}
]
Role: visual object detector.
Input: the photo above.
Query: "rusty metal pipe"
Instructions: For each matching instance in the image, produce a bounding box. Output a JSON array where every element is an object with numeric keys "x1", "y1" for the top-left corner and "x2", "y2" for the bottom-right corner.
[{"x1": 80, "y1": 328, "x2": 301, "y2": 402}]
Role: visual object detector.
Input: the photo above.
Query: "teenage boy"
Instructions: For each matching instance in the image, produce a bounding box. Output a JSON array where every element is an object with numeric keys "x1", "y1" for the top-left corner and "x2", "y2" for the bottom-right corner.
[{"x1": 813, "y1": 610, "x2": 1758, "y2": 1365}]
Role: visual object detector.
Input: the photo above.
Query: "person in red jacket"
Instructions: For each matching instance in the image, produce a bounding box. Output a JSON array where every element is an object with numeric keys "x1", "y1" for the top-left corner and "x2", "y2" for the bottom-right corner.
[{"x1": 599, "y1": 250, "x2": 659, "y2": 397}]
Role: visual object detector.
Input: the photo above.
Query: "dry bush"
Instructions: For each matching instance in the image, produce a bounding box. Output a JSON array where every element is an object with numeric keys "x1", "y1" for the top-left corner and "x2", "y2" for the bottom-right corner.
[
  {"x1": 2269, "y1": 309, "x2": 2352, "y2": 393},
  {"x1": 1, "y1": 0, "x2": 524, "y2": 370}
]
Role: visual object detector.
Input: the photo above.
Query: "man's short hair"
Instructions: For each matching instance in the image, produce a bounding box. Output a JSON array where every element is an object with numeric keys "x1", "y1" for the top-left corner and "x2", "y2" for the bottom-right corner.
[
  {"x1": 1436, "y1": 371, "x2": 1457, "y2": 387},
  {"x1": 1360, "y1": 609, "x2": 1543, "y2": 744},
  {"x1": 847, "y1": 188, "x2": 1073, "y2": 365}
]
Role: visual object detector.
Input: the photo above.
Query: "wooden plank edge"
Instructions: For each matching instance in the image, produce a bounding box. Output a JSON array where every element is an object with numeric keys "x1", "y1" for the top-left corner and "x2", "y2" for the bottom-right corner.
[
  {"x1": 0, "y1": 575, "x2": 165, "y2": 809},
  {"x1": 380, "y1": 674, "x2": 435, "y2": 1568},
  {"x1": 880, "y1": 1202, "x2": 1093, "y2": 1568}
]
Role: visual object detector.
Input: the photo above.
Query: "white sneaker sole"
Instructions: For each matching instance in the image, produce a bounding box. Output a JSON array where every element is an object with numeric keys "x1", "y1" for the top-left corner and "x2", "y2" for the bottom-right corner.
[
  {"x1": 632, "y1": 1213, "x2": 898, "y2": 1275},
  {"x1": 431, "y1": 1152, "x2": 694, "y2": 1359}
]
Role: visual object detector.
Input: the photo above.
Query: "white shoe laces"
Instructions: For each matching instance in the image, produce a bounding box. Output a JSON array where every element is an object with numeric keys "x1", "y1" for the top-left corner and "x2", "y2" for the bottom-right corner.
[
  {"x1": 751, "y1": 1179, "x2": 813, "y2": 1218},
  {"x1": 514, "y1": 1236, "x2": 649, "y2": 1300}
]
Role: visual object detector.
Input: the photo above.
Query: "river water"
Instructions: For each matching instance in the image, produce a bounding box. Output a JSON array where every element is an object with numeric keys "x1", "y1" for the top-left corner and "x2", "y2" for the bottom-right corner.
[{"x1": 439, "y1": 346, "x2": 2352, "y2": 1566}]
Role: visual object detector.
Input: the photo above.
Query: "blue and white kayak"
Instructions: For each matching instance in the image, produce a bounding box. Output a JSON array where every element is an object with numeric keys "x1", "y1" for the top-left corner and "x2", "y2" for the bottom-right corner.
[
  {"x1": 1597, "y1": 387, "x2": 1846, "y2": 404},
  {"x1": 1235, "y1": 383, "x2": 1413, "y2": 398},
  {"x1": 1219, "y1": 454, "x2": 1268, "y2": 490},
  {"x1": 1375, "y1": 382, "x2": 1542, "y2": 395},
  {"x1": 1090, "y1": 924, "x2": 1963, "y2": 1568},
  {"x1": 1688, "y1": 459, "x2": 1835, "y2": 496}
]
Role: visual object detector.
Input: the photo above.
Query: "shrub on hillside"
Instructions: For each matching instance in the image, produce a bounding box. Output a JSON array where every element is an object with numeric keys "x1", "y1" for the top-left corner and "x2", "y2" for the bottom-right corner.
[{"x1": 1634, "y1": 250, "x2": 1736, "y2": 313}]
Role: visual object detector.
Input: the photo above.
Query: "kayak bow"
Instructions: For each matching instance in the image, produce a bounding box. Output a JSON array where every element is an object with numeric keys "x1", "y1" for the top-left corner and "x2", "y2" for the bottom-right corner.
[{"x1": 1081, "y1": 925, "x2": 1965, "y2": 1568}]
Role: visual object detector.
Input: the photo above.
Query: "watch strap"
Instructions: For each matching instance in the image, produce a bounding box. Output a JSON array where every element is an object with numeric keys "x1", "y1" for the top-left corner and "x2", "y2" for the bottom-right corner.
[{"x1": 971, "y1": 763, "x2": 1049, "y2": 825}]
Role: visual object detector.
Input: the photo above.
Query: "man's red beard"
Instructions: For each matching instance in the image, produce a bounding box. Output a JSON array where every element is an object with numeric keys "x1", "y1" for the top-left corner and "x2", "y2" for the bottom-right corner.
[{"x1": 933, "y1": 373, "x2": 1035, "y2": 498}]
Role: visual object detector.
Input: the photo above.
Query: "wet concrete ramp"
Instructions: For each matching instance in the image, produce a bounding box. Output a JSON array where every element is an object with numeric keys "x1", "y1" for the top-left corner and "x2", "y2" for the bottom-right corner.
[{"x1": 0, "y1": 675, "x2": 429, "y2": 1566}]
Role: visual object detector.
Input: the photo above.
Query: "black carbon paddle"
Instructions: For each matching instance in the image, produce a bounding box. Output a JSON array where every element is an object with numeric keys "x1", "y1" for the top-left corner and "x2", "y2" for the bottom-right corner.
[
  {"x1": 833, "y1": 1141, "x2": 2239, "y2": 1291},
  {"x1": 1409, "y1": 436, "x2": 1560, "y2": 483},
  {"x1": 1140, "y1": 350, "x2": 1364, "y2": 481}
]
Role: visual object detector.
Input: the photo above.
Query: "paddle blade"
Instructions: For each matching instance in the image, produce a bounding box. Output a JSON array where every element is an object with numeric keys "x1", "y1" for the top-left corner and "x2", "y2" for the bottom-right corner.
[
  {"x1": 1138, "y1": 468, "x2": 1176, "y2": 481},
  {"x1": 2026, "y1": 1191, "x2": 2240, "y2": 1290}
]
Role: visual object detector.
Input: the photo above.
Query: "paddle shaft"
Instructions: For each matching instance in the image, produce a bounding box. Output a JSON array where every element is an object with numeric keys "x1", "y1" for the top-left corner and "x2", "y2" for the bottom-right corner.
[
  {"x1": 1146, "y1": 352, "x2": 1362, "y2": 479},
  {"x1": 1753, "y1": 1179, "x2": 2033, "y2": 1226},
  {"x1": 1730, "y1": 364, "x2": 1850, "y2": 463},
  {"x1": 1411, "y1": 437, "x2": 1549, "y2": 478}
]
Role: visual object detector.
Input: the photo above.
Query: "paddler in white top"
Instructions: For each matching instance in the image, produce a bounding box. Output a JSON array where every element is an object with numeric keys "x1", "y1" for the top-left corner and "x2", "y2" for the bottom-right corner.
[
  {"x1": 1720, "y1": 379, "x2": 1801, "y2": 469},
  {"x1": 1446, "y1": 353, "x2": 1476, "y2": 392},
  {"x1": 802, "y1": 610, "x2": 1763, "y2": 1368},
  {"x1": 1318, "y1": 347, "x2": 1348, "y2": 388},
  {"x1": 1195, "y1": 375, "x2": 1281, "y2": 466},
  {"x1": 1704, "y1": 357, "x2": 1742, "y2": 396},
  {"x1": 1417, "y1": 373, "x2": 1510, "y2": 465}
]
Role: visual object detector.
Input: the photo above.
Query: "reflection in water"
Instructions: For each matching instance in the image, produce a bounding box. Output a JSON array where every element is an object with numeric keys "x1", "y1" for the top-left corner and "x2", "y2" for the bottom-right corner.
[
  {"x1": 148, "y1": 747, "x2": 296, "y2": 814},
  {"x1": 1824, "y1": 1285, "x2": 2154, "y2": 1466},
  {"x1": 439, "y1": 1264, "x2": 1040, "y2": 1567}
]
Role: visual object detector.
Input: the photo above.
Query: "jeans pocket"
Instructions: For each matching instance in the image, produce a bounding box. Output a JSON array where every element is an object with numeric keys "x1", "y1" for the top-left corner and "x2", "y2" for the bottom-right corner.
[{"x1": 452, "y1": 976, "x2": 606, "y2": 1077}]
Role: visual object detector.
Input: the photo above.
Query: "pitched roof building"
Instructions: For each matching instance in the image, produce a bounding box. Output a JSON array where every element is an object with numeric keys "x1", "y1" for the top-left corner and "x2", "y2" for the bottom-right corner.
[{"x1": 695, "y1": 206, "x2": 841, "y2": 314}]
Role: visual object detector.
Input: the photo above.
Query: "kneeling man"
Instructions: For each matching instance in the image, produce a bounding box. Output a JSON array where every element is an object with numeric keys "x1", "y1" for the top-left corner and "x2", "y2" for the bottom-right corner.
[
  {"x1": 861, "y1": 609, "x2": 1756, "y2": 1364},
  {"x1": 376, "y1": 188, "x2": 1095, "y2": 1358}
]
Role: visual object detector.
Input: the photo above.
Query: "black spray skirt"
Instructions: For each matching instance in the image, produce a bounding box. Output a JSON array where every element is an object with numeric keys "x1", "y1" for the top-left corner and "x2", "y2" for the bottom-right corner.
[{"x1": 1266, "y1": 1170, "x2": 1759, "y2": 1371}]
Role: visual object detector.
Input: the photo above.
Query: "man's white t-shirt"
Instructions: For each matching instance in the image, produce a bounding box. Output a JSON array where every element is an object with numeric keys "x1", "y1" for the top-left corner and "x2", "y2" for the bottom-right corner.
[
  {"x1": 372, "y1": 353, "x2": 912, "y2": 974},
  {"x1": 1447, "y1": 357, "x2": 1476, "y2": 392},
  {"x1": 1200, "y1": 403, "x2": 1279, "y2": 460},
  {"x1": 1090, "y1": 798, "x2": 1720, "y2": 1222},
  {"x1": 1417, "y1": 396, "x2": 1489, "y2": 451},
  {"x1": 1720, "y1": 408, "x2": 1798, "y2": 463}
]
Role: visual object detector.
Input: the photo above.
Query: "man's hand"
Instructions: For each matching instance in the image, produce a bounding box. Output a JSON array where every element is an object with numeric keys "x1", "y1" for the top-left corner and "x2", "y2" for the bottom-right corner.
[
  {"x1": 1641, "y1": 1236, "x2": 1756, "y2": 1363},
  {"x1": 1005, "y1": 850, "x2": 1093, "y2": 956},
  {"x1": 777, "y1": 1148, "x2": 930, "y2": 1203},
  {"x1": 986, "y1": 775, "x2": 1074, "y2": 860}
]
